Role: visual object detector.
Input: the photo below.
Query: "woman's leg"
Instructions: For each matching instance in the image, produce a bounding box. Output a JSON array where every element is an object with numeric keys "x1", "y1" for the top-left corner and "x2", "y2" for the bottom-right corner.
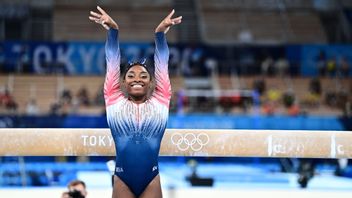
[
  {"x1": 112, "y1": 175, "x2": 135, "y2": 198},
  {"x1": 139, "y1": 174, "x2": 162, "y2": 198}
]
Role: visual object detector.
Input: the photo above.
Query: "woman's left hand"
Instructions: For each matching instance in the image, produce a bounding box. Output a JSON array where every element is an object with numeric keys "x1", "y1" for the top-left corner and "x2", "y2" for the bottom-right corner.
[{"x1": 155, "y1": 9, "x2": 182, "y2": 34}]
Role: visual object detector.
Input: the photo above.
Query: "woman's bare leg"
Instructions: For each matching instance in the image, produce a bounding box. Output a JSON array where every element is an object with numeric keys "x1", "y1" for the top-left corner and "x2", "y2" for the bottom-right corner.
[
  {"x1": 139, "y1": 174, "x2": 162, "y2": 198},
  {"x1": 112, "y1": 175, "x2": 135, "y2": 198}
]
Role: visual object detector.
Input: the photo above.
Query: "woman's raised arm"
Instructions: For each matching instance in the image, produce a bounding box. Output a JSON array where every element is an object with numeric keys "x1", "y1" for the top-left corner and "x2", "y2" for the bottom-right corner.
[
  {"x1": 89, "y1": 6, "x2": 123, "y2": 106},
  {"x1": 152, "y1": 10, "x2": 182, "y2": 106}
]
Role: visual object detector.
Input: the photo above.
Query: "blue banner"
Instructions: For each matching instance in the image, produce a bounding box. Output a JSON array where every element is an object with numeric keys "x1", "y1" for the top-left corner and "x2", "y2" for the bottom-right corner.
[
  {"x1": 2, "y1": 41, "x2": 152, "y2": 74},
  {"x1": 0, "y1": 114, "x2": 348, "y2": 130},
  {"x1": 2, "y1": 41, "x2": 352, "y2": 76}
]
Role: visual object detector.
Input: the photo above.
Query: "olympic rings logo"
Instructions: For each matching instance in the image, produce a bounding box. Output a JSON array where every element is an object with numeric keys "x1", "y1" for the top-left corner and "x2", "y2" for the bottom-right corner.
[{"x1": 171, "y1": 133, "x2": 210, "y2": 151}]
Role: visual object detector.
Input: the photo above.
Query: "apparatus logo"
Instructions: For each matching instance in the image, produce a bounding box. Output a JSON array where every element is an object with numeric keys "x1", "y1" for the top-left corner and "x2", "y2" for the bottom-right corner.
[{"x1": 171, "y1": 132, "x2": 210, "y2": 151}]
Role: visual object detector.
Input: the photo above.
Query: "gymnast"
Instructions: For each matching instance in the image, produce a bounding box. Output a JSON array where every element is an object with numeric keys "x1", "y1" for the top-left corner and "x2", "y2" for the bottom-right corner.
[{"x1": 89, "y1": 6, "x2": 182, "y2": 198}]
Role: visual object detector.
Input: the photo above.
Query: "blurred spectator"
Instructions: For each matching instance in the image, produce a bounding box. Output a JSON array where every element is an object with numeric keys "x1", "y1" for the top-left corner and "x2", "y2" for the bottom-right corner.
[
  {"x1": 240, "y1": 96, "x2": 252, "y2": 114},
  {"x1": 77, "y1": 86, "x2": 90, "y2": 106},
  {"x1": 252, "y1": 78, "x2": 266, "y2": 96},
  {"x1": 283, "y1": 91, "x2": 300, "y2": 116},
  {"x1": 17, "y1": 44, "x2": 31, "y2": 73},
  {"x1": 262, "y1": 87, "x2": 282, "y2": 115},
  {"x1": 337, "y1": 91, "x2": 349, "y2": 110},
  {"x1": 195, "y1": 96, "x2": 215, "y2": 112},
  {"x1": 70, "y1": 96, "x2": 80, "y2": 114},
  {"x1": 169, "y1": 92, "x2": 178, "y2": 113},
  {"x1": 52, "y1": 89, "x2": 75, "y2": 115},
  {"x1": 26, "y1": 99, "x2": 40, "y2": 115},
  {"x1": 219, "y1": 95, "x2": 241, "y2": 113},
  {"x1": 326, "y1": 56, "x2": 337, "y2": 77},
  {"x1": 275, "y1": 57, "x2": 290, "y2": 77},
  {"x1": 61, "y1": 89, "x2": 73, "y2": 104},
  {"x1": 94, "y1": 86, "x2": 104, "y2": 106},
  {"x1": 49, "y1": 100, "x2": 61, "y2": 115},
  {"x1": 339, "y1": 56, "x2": 350, "y2": 78},
  {"x1": 0, "y1": 87, "x2": 7, "y2": 106},
  {"x1": 61, "y1": 99, "x2": 73, "y2": 116},
  {"x1": 262, "y1": 100, "x2": 276, "y2": 115},
  {"x1": 316, "y1": 50, "x2": 326, "y2": 76},
  {"x1": 0, "y1": 88, "x2": 18, "y2": 112},
  {"x1": 344, "y1": 101, "x2": 351, "y2": 117},
  {"x1": 261, "y1": 56, "x2": 274, "y2": 76},
  {"x1": 283, "y1": 91, "x2": 295, "y2": 108},
  {"x1": 204, "y1": 57, "x2": 218, "y2": 77},
  {"x1": 325, "y1": 90, "x2": 349, "y2": 110},
  {"x1": 63, "y1": 179, "x2": 87, "y2": 198},
  {"x1": 302, "y1": 78, "x2": 322, "y2": 108},
  {"x1": 287, "y1": 103, "x2": 300, "y2": 116},
  {"x1": 267, "y1": 87, "x2": 282, "y2": 102},
  {"x1": 303, "y1": 93, "x2": 320, "y2": 108},
  {"x1": 309, "y1": 78, "x2": 322, "y2": 95}
]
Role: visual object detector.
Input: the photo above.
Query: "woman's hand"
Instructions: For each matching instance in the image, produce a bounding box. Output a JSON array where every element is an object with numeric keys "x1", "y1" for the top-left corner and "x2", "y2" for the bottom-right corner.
[
  {"x1": 155, "y1": 9, "x2": 182, "y2": 34},
  {"x1": 89, "y1": 6, "x2": 118, "y2": 30}
]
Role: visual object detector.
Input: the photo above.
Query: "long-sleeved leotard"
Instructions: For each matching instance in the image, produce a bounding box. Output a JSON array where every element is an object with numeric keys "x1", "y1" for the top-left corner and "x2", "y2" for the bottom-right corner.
[{"x1": 104, "y1": 28, "x2": 171, "y2": 197}]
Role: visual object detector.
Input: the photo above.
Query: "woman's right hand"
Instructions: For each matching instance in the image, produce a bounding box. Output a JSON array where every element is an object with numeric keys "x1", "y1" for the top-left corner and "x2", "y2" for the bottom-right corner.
[{"x1": 89, "y1": 6, "x2": 118, "y2": 30}]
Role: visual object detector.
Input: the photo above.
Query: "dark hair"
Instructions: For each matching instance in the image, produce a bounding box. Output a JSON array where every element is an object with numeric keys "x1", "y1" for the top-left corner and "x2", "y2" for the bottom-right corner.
[
  {"x1": 67, "y1": 190, "x2": 85, "y2": 198},
  {"x1": 68, "y1": 179, "x2": 86, "y2": 189},
  {"x1": 123, "y1": 58, "x2": 153, "y2": 80}
]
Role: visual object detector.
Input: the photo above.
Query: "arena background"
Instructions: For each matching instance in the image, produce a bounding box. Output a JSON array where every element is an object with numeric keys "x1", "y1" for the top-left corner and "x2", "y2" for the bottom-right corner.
[{"x1": 0, "y1": 0, "x2": 351, "y2": 197}]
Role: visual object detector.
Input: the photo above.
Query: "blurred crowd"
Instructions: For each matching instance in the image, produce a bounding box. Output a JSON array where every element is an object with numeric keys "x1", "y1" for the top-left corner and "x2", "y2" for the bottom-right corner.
[
  {"x1": 172, "y1": 77, "x2": 351, "y2": 117},
  {"x1": 48, "y1": 86, "x2": 105, "y2": 116},
  {"x1": 0, "y1": 77, "x2": 350, "y2": 117},
  {"x1": 0, "y1": 87, "x2": 18, "y2": 113}
]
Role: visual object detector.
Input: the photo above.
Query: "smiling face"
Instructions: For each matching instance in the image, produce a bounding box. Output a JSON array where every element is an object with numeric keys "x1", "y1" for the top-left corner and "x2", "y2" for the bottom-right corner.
[{"x1": 123, "y1": 65, "x2": 152, "y2": 103}]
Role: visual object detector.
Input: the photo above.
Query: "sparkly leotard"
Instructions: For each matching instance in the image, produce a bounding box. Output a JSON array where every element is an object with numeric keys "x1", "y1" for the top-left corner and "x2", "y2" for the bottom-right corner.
[{"x1": 104, "y1": 29, "x2": 171, "y2": 197}]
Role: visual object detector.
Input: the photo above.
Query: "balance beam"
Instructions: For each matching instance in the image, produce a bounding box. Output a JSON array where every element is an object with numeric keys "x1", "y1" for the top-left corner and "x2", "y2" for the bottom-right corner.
[{"x1": 0, "y1": 129, "x2": 351, "y2": 158}]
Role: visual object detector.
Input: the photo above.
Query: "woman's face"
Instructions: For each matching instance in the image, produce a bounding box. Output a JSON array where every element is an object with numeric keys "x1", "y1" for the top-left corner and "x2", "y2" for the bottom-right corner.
[{"x1": 123, "y1": 65, "x2": 151, "y2": 101}]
